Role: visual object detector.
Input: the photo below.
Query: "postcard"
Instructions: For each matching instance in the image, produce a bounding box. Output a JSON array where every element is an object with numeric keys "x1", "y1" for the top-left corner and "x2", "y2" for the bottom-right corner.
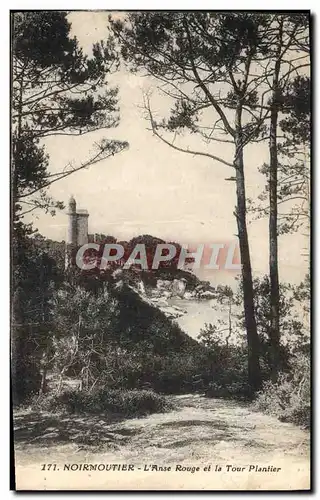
[{"x1": 11, "y1": 10, "x2": 310, "y2": 491}]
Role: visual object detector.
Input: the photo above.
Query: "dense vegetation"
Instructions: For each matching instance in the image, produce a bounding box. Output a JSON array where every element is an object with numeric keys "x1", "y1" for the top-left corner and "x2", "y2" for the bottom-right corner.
[
  {"x1": 29, "y1": 388, "x2": 172, "y2": 418},
  {"x1": 11, "y1": 12, "x2": 310, "y2": 426},
  {"x1": 12, "y1": 232, "x2": 310, "y2": 426}
]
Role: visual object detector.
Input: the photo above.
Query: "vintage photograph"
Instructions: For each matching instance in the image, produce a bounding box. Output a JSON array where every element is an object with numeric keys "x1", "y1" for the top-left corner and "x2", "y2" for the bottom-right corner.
[{"x1": 11, "y1": 10, "x2": 311, "y2": 490}]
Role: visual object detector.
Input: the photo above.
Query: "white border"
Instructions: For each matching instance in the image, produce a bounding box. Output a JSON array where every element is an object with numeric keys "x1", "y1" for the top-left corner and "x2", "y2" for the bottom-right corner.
[
  {"x1": 4, "y1": 1, "x2": 318, "y2": 10},
  {"x1": 1, "y1": 4, "x2": 316, "y2": 499}
]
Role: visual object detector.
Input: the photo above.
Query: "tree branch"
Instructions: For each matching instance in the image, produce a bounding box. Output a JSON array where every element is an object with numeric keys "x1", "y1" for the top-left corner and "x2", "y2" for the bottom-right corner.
[
  {"x1": 183, "y1": 19, "x2": 235, "y2": 138},
  {"x1": 19, "y1": 141, "x2": 128, "y2": 200},
  {"x1": 144, "y1": 97, "x2": 233, "y2": 168}
]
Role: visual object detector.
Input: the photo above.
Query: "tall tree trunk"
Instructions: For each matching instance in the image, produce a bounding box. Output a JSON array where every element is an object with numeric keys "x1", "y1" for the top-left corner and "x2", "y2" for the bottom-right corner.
[
  {"x1": 12, "y1": 62, "x2": 24, "y2": 209},
  {"x1": 269, "y1": 32, "x2": 282, "y2": 380},
  {"x1": 234, "y1": 106, "x2": 261, "y2": 391},
  {"x1": 269, "y1": 99, "x2": 281, "y2": 380}
]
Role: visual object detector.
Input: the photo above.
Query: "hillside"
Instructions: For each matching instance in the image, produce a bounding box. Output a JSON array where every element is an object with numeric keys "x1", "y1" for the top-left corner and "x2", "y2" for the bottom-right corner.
[{"x1": 31, "y1": 232, "x2": 213, "y2": 293}]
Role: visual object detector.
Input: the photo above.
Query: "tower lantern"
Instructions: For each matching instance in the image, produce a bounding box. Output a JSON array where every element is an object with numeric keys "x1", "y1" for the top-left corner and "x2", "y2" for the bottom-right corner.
[
  {"x1": 68, "y1": 195, "x2": 76, "y2": 215},
  {"x1": 66, "y1": 195, "x2": 78, "y2": 247}
]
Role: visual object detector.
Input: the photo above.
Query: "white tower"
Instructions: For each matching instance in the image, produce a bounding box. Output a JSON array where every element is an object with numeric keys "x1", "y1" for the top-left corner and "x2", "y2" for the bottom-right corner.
[
  {"x1": 65, "y1": 196, "x2": 89, "y2": 269},
  {"x1": 66, "y1": 195, "x2": 77, "y2": 246}
]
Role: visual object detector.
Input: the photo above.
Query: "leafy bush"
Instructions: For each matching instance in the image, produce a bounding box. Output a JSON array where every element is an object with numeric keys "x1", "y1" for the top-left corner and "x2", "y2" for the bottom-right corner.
[
  {"x1": 32, "y1": 388, "x2": 172, "y2": 417},
  {"x1": 81, "y1": 342, "x2": 209, "y2": 395},
  {"x1": 138, "y1": 351, "x2": 209, "y2": 394},
  {"x1": 198, "y1": 322, "x2": 251, "y2": 396},
  {"x1": 253, "y1": 354, "x2": 310, "y2": 428}
]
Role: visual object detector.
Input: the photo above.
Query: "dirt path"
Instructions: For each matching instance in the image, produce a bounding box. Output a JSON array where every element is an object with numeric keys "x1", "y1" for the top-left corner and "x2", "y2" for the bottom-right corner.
[{"x1": 14, "y1": 394, "x2": 310, "y2": 490}]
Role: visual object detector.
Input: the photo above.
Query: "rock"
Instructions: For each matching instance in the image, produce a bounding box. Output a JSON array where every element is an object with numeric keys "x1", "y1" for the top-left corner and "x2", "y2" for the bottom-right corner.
[
  {"x1": 150, "y1": 297, "x2": 169, "y2": 307},
  {"x1": 159, "y1": 305, "x2": 185, "y2": 319},
  {"x1": 156, "y1": 279, "x2": 171, "y2": 290},
  {"x1": 195, "y1": 284, "x2": 205, "y2": 292},
  {"x1": 172, "y1": 278, "x2": 187, "y2": 298}
]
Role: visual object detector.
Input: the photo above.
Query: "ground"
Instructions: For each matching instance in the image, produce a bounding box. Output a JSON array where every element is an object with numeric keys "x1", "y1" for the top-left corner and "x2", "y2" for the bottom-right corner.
[{"x1": 13, "y1": 394, "x2": 310, "y2": 491}]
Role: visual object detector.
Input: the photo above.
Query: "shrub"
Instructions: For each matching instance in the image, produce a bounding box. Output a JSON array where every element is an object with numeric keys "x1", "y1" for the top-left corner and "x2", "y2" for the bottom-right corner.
[
  {"x1": 253, "y1": 354, "x2": 310, "y2": 428},
  {"x1": 32, "y1": 388, "x2": 172, "y2": 417},
  {"x1": 205, "y1": 381, "x2": 253, "y2": 400},
  {"x1": 198, "y1": 323, "x2": 253, "y2": 398},
  {"x1": 95, "y1": 345, "x2": 209, "y2": 395}
]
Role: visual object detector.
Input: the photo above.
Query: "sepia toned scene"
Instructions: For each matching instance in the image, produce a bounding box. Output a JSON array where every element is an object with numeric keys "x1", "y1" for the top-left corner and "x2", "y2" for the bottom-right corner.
[{"x1": 11, "y1": 11, "x2": 310, "y2": 490}]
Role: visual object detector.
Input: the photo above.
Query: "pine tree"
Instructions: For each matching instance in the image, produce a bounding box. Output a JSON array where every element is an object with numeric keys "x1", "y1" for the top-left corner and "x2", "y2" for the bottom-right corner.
[
  {"x1": 110, "y1": 12, "x2": 274, "y2": 389},
  {"x1": 12, "y1": 11, "x2": 128, "y2": 220}
]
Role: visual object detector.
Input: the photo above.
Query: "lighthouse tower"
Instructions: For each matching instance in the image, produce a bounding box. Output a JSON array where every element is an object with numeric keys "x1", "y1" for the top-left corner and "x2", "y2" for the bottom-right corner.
[
  {"x1": 67, "y1": 195, "x2": 77, "y2": 247},
  {"x1": 65, "y1": 195, "x2": 89, "y2": 268}
]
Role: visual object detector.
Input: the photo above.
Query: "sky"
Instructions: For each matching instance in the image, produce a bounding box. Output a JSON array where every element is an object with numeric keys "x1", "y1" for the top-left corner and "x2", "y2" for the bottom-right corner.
[{"x1": 24, "y1": 11, "x2": 309, "y2": 285}]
